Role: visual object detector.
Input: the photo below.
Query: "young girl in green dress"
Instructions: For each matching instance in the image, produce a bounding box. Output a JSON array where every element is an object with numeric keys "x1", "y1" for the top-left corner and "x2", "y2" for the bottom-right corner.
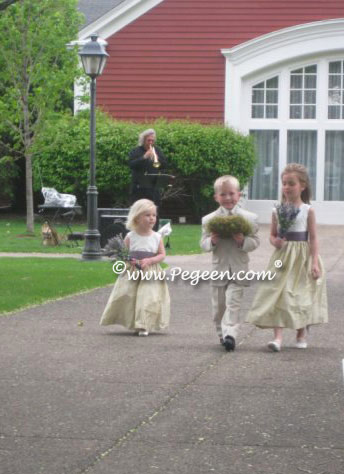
[
  {"x1": 246, "y1": 164, "x2": 328, "y2": 352},
  {"x1": 100, "y1": 199, "x2": 170, "y2": 336}
]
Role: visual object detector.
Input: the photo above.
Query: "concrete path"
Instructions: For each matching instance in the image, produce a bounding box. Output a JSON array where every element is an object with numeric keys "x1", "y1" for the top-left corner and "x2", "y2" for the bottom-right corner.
[{"x1": 0, "y1": 225, "x2": 343, "y2": 474}]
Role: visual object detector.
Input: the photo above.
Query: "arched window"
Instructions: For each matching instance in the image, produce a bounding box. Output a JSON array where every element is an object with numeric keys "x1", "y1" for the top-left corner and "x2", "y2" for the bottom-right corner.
[{"x1": 222, "y1": 20, "x2": 344, "y2": 223}]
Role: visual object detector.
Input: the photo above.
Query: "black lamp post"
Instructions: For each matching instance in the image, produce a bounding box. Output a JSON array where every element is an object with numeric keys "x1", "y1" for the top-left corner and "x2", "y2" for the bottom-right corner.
[{"x1": 78, "y1": 34, "x2": 109, "y2": 260}]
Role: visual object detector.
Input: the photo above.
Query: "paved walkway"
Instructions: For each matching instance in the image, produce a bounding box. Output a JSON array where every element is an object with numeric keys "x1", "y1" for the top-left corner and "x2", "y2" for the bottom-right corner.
[{"x1": 0, "y1": 225, "x2": 343, "y2": 474}]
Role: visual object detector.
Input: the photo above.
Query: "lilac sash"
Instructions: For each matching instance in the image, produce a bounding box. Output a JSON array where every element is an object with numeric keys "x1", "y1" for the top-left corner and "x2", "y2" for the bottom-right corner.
[
  {"x1": 129, "y1": 250, "x2": 156, "y2": 259},
  {"x1": 285, "y1": 231, "x2": 308, "y2": 241}
]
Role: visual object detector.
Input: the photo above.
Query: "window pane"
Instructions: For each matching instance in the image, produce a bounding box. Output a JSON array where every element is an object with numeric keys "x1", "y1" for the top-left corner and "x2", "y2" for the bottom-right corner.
[
  {"x1": 290, "y1": 65, "x2": 317, "y2": 119},
  {"x1": 304, "y1": 105, "x2": 316, "y2": 119},
  {"x1": 251, "y1": 76, "x2": 279, "y2": 119},
  {"x1": 266, "y1": 105, "x2": 278, "y2": 118},
  {"x1": 290, "y1": 75, "x2": 303, "y2": 89},
  {"x1": 266, "y1": 90, "x2": 278, "y2": 103},
  {"x1": 252, "y1": 89, "x2": 264, "y2": 103},
  {"x1": 249, "y1": 130, "x2": 279, "y2": 200},
  {"x1": 328, "y1": 61, "x2": 344, "y2": 119},
  {"x1": 287, "y1": 130, "x2": 317, "y2": 199},
  {"x1": 305, "y1": 75, "x2": 316, "y2": 89},
  {"x1": 328, "y1": 90, "x2": 341, "y2": 105},
  {"x1": 329, "y1": 75, "x2": 341, "y2": 89},
  {"x1": 328, "y1": 105, "x2": 341, "y2": 119},
  {"x1": 252, "y1": 105, "x2": 264, "y2": 118},
  {"x1": 290, "y1": 90, "x2": 302, "y2": 104},
  {"x1": 304, "y1": 90, "x2": 316, "y2": 104},
  {"x1": 290, "y1": 105, "x2": 302, "y2": 119},
  {"x1": 266, "y1": 77, "x2": 278, "y2": 88},
  {"x1": 291, "y1": 68, "x2": 303, "y2": 74},
  {"x1": 325, "y1": 131, "x2": 344, "y2": 200},
  {"x1": 329, "y1": 61, "x2": 342, "y2": 73}
]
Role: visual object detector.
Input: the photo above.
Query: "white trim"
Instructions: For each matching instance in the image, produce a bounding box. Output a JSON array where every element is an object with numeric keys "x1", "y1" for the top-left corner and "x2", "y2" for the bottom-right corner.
[
  {"x1": 222, "y1": 20, "x2": 344, "y2": 224},
  {"x1": 222, "y1": 19, "x2": 344, "y2": 65},
  {"x1": 78, "y1": 0, "x2": 165, "y2": 41}
]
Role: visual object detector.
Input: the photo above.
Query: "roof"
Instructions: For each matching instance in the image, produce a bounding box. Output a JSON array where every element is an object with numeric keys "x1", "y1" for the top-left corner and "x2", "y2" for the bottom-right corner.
[{"x1": 78, "y1": 0, "x2": 126, "y2": 27}]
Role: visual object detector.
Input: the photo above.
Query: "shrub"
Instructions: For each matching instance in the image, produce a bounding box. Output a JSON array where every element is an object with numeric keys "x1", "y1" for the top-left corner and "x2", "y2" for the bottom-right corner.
[{"x1": 33, "y1": 111, "x2": 256, "y2": 219}]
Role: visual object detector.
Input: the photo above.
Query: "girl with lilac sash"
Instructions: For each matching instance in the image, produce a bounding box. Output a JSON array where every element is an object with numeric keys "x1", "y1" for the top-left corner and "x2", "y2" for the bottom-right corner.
[
  {"x1": 100, "y1": 199, "x2": 170, "y2": 336},
  {"x1": 246, "y1": 164, "x2": 328, "y2": 352}
]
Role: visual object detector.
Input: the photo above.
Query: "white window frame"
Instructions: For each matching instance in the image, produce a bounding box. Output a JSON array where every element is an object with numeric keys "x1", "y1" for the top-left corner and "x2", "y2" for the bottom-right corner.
[{"x1": 222, "y1": 19, "x2": 344, "y2": 224}]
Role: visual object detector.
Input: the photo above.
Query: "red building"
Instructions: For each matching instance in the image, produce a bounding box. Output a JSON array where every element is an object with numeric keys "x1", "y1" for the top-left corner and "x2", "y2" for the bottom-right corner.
[{"x1": 77, "y1": 0, "x2": 344, "y2": 223}]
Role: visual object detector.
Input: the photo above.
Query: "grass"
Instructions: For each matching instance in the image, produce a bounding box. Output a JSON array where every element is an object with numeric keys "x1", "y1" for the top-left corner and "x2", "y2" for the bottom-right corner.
[
  {"x1": 0, "y1": 216, "x2": 202, "y2": 255},
  {"x1": 0, "y1": 215, "x2": 203, "y2": 314},
  {"x1": 0, "y1": 257, "x2": 116, "y2": 314},
  {"x1": 0, "y1": 217, "x2": 86, "y2": 253}
]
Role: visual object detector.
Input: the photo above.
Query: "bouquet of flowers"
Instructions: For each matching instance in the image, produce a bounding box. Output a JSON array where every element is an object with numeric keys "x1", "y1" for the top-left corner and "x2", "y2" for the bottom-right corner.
[
  {"x1": 102, "y1": 234, "x2": 141, "y2": 269},
  {"x1": 206, "y1": 215, "x2": 253, "y2": 238},
  {"x1": 275, "y1": 202, "x2": 300, "y2": 238}
]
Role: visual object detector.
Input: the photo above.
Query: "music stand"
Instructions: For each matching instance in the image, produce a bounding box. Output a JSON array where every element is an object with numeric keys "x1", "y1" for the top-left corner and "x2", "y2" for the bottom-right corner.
[{"x1": 139, "y1": 173, "x2": 175, "y2": 189}]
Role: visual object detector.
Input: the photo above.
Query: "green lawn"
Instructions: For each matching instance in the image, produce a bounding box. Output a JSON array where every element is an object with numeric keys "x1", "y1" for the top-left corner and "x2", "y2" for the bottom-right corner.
[
  {"x1": 0, "y1": 216, "x2": 203, "y2": 314},
  {"x1": 0, "y1": 216, "x2": 202, "y2": 255},
  {"x1": 0, "y1": 217, "x2": 86, "y2": 253},
  {"x1": 0, "y1": 257, "x2": 116, "y2": 314}
]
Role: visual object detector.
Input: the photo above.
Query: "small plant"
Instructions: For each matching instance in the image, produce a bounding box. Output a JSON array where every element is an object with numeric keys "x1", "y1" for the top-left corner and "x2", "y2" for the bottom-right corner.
[
  {"x1": 275, "y1": 203, "x2": 300, "y2": 238},
  {"x1": 206, "y1": 215, "x2": 253, "y2": 238},
  {"x1": 102, "y1": 234, "x2": 141, "y2": 269}
]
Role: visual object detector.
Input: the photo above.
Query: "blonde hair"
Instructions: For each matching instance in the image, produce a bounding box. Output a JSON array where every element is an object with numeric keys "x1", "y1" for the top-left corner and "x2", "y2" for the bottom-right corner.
[
  {"x1": 214, "y1": 175, "x2": 240, "y2": 193},
  {"x1": 138, "y1": 128, "x2": 156, "y2": 146},
  {"x1": 126, "y1": 199, "x2": 156, "y2": 230},
  {"x1": 281, "y1": 163, "x2": 311, "y2": 203}
]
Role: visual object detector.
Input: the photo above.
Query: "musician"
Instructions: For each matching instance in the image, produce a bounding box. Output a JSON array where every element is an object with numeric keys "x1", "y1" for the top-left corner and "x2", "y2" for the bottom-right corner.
[{"x1": 128, "y1": 128, "x2": 167, "y2": 208}]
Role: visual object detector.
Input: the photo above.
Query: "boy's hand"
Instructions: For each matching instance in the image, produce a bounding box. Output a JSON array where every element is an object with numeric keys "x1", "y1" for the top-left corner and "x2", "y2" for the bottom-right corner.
[
  {"x1": 233, "y1": 232, "x2": 244, "y2": 247},
  {"x1": 210, "y1": 232, "x2": 219, "y2": 245}
]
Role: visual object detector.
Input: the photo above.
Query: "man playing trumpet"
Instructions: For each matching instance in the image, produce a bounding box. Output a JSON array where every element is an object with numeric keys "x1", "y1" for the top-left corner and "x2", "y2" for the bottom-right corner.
[{"x1": 128, "y1": 129, "x2": 168, "y2": 229}]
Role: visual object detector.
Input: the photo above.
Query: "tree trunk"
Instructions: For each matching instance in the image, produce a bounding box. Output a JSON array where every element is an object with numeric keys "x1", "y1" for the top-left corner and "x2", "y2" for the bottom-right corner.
[
  {"x1": 23, "y1": 97, "x2": 34, "y2": 233},
  {"x1": 25, "y1": 152, "x2": 34, "y2": 233}
]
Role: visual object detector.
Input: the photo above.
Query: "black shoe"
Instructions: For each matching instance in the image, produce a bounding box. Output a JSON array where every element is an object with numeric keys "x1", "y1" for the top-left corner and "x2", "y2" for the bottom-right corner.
[{"x1": 223, "y1": 336, "x2": 236, "y2": 352}]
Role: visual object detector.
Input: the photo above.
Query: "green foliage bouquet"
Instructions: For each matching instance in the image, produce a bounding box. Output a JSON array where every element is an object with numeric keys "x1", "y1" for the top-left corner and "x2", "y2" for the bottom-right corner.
[{"x1": 206, "y1": 215, "x2": 253, "y2": 238}]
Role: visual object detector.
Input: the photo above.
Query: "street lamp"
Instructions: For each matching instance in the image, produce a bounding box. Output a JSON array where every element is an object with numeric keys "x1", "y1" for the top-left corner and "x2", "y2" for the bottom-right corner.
[{"x1": 79, "y1": 34, "x2": 109, "y2": 260}]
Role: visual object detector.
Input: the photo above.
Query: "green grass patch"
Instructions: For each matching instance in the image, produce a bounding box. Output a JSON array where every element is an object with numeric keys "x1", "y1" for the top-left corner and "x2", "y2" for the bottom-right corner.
[
  {"x1": 0, "y1": 217, "x2": 203, "y2": 314},
  {"x1": 0, "y1": 217, "x2": 202, "y2": 255},
  {"x1": 0, "y1": 257, "x2": 116, "y2": 314},
  {"x1": 0, "y1": 217, "x2": 85, "y2": 253},
  {"x1": 165, "y1": 224, "x2": 201, "y2": 255}
]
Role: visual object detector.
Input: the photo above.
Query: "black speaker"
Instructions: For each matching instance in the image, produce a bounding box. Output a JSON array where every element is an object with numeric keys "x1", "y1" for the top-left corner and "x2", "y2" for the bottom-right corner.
[{"x1": 98, "y1": 212, "x2": 129, "y2": 248}]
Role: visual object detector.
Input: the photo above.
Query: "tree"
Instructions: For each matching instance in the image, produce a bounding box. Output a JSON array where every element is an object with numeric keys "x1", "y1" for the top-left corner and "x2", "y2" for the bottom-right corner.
[
  {"x1": 0, "y1": 0, "x2": 18, "y2": 11},
  {"x1": 0, "y1": 0, "x2": 83, "y2": 232}
]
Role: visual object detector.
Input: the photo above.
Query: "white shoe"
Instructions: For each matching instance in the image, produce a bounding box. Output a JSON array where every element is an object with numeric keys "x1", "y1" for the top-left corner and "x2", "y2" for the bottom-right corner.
[
  {"x1": 295, "y1": 339, "x2": 307, "y2": 349},
  {"x1": 267, "y1": 340, "x2": 281, "y2": 352},
  {"x1": 138, "y1": 330, "x2": 149, "y2": 336}
]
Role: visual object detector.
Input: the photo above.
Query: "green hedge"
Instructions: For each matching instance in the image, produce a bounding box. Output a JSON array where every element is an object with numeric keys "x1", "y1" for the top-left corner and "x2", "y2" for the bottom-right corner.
[{"x1": 33, "y1": 111, "x2": 256, "y2": 219}]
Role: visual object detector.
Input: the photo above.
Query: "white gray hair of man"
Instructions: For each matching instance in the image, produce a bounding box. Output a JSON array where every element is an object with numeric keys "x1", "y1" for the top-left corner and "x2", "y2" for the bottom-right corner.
[{"x1": 138, "y1": 128, "x2": 156, "y2": 146}]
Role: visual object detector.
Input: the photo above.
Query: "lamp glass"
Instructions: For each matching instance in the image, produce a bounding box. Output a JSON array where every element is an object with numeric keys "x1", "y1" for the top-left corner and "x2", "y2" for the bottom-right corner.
[{"x1": 81, "y1": 55, "x2": 107, "y2": 77}]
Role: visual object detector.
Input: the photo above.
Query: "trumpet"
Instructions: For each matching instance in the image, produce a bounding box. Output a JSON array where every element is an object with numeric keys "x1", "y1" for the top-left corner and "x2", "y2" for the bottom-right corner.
[{"x1": 151, "y1": 145, "x2": 161, "y2": 168}]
